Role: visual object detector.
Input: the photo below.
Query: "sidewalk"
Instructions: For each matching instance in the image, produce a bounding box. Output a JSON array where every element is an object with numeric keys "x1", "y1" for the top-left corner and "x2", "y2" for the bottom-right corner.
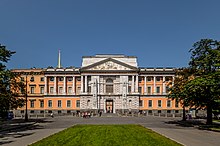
[{"x1": 0, "y1": 118, "x2": 41, "y2": 133}]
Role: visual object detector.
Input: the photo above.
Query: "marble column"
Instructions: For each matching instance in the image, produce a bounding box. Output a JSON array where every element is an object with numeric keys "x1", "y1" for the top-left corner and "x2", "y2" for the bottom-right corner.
[
  {"x1": 81, "y1": 76, "x2": 84, "y2": 93},
  {"x1": 85, "y1": 75, "x2": 87, "y2": 93},
  {"x1": 63, "y1": 76, "x2": 66, "y2": 94},
  {"x1": 163, "y1": 76, "x2": 166, "y2": 94},
  {"x1": 135, "y1": 75, "x2": 138, "y2": 93},
  {"x1": 54, "y1": 76, "x2": 57, "y2": 95},
  {"x1": 131, "y1": 76, "x2": 134, "y2": 93},
  {"x1": 44, "y1": 76, "x2": 47, "y2": 95},
  {"x1": 72, "y1": 76, "x2": 75, "y2": 94},
  {"x1": 144, "y1": 76, "x2": 147, "y2": 94},
  {"x1": 153, "y1": 76, "x2": 156, "y2": 95}
]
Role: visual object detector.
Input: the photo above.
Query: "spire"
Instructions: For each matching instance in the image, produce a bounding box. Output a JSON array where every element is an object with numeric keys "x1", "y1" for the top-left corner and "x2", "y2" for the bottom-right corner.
[{"x1": 57, "y1": 49, "x2": 61, "y2": 68}]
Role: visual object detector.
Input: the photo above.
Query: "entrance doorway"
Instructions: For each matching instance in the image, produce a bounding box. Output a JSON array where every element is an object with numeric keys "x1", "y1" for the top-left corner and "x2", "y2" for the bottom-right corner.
[{"x1": 106, "y1": 100, "x2": 113, "y2": 113}]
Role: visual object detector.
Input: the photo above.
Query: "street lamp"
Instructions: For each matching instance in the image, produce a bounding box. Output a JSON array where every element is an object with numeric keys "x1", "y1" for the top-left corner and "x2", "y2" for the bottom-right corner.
[{"x1": 25, "y1": 75, "x2": 28, "y2": 122}]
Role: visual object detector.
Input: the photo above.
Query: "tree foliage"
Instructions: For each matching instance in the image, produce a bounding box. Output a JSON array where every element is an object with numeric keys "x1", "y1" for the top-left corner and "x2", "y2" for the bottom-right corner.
[
  {"x1": 0, "y1": 44, "x2": 25, "y2": 118},
  {"x1": 167, "y1": 39, "x2": 220, "y2": 124},
  {"x1": 188, "y1": 39, "x2": 220, "y2": 124},
  {"x1": 167, "y1": 68, "x2": 193, "y2": 120}
]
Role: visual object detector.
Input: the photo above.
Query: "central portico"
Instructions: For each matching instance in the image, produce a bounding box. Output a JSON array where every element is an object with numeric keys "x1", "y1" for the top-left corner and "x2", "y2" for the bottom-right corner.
[{"x1": 79, "y1": 54, "x2": 140, "y2": 114}]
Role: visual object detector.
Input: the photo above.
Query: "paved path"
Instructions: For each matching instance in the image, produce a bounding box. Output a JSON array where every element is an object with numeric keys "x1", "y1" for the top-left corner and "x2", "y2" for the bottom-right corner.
[{"x1": 1, "y1": 116, "x2": 220, "y2": 146}]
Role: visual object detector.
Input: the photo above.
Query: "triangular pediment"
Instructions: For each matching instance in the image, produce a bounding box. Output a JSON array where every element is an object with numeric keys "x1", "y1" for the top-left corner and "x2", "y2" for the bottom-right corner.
[{"x1": 81, "y1": 58, "x2": 138, "y2": 71}]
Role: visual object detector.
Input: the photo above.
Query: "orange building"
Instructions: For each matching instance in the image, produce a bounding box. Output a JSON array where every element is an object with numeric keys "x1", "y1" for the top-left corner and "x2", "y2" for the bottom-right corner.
[{"x1": 12, "y1": 54, "x2": 183, "y2": 117}]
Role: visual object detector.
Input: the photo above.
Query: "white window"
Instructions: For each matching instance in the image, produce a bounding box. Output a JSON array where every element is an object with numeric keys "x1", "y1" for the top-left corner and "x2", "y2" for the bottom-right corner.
[
  {"x1": 106, "y1": 78, "x2": 113, "y2": 93},
  {"x1": 40, "y1": 100, "x2": 44, "y2": 108},
  {"x1": 48, "y1": 100, "x2": 52, "y2": 107},
  {"x1": 30, "y1": 100, "x2": 35, "y2": 108},
  {"x1": 147, "y1": 86, "x2": 151, "y2": 94},
  {"x1": 59, "y1": 87, "x2": 63, "y2": 94},
  {"x1": 76, "y1": 100, "x2": 80, "y2": 108},
  {"x1": 30, "y1": 86, "x2": 35, "y2": 94},
  {"x1": 148, "y1": 100, "x2": 152, "y2": 108},
  {"x1": 158, "y1": 100, "x2": 162, "y2": 107},
  {"x1": 68, "y1": 87, "x2": 72, "y2": 94},
  {"x1": 156, "y1": 86, "x2": 160, "y2": 94},
  {"x1": 50, "y1": 87, "x2": 54, "y2": 93},
  {"x1": 40, "y1": 87, "x2": 44, "y2": 94},
  {"x1": 58, "y1": 100, "x2": 62, "y2": 107},
  {"x1": 167, "y1": 100, "x2": 171, "y2": 107},
  {"x1": 67, "y1": 100, "x2": 71, "y2": 107}
]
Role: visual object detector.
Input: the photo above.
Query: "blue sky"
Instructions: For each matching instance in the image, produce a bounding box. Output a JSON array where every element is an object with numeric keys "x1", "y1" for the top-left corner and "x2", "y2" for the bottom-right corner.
[{"x1": 0, "y1": 0, "x2": 220, "y2": 69}]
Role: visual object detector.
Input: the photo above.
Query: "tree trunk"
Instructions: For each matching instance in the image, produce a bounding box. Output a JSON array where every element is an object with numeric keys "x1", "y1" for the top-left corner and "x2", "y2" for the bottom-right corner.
[
  {"x1": 206, "y1": 104, "x2": 212, "y2": 125},
  {"x1": 182, "y1": 106, "x2": 186, "y2": 121}
]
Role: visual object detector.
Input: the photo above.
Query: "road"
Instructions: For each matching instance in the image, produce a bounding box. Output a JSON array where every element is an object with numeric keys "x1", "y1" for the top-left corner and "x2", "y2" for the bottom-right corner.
[{"x1": 1, "y1": 116, "x2": 220, "y2": 146}]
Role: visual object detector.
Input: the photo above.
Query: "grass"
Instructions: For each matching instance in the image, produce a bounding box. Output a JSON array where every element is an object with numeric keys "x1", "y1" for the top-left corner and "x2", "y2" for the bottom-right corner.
[{"x1": 30, "y1": 125, "x2": 182, "y2": 146}]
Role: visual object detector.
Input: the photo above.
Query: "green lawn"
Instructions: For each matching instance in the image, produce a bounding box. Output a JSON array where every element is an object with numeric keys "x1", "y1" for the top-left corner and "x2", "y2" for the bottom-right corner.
[{"x1": 30, "y1": 125, "x2": 182, "y2": 146}]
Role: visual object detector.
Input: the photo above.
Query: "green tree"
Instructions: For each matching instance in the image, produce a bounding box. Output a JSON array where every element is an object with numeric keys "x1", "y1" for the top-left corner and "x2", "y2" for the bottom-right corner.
[
  {"x1": 167, "y1": 68, "x2": 193, "y2": 121},
  {"x1": 188, "y1": 39, "x2": 220, "y2": 124},
  {"x1": 0, "y1": 44, "x2": 25, "y2": 119}
]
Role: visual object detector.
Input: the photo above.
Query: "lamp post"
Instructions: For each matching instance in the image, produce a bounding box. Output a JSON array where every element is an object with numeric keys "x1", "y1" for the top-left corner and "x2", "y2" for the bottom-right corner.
[{"x1": 25, "y1": 75, "x2": 28, "y2": 122}]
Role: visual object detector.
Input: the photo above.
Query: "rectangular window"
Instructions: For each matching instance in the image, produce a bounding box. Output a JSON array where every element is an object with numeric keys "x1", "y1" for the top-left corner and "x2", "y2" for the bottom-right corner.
[
  {"x1": 67, "y1": 100, "x2": 71, "y2": 107},
  {"x1": 138, "y1": 77, "x2": 143, "y2": 82},
  {"x1": 128, "y1": 86, "x2": 131, "y2": 93},
  {"x1": 68, "y1": 87, "x2": 72, "y2": 94},
  {"x1": 106, "y1": 85, "x2": 113, "y2": 93},
  {"x1": 128, "y1": 76, "x2": 132, "y2": 81},
  {"x1": 50, "y1": 87, "x2": 54, "y2": 93},
  {"x1": 167, "y1": 100, "x2": 171, "y2": 107},
  {"x1": 88, "y1": 86, "x2": 91, "y2": 93},
  {"x1": 21, "y1": 77, "x2": 24, "y2": 81},
  {"x1": 59, "y1": 87, "x2": 63, "y2": 94},
  {"x1": 48, "y1": 100, "x2": 52, "y2": 107},
  {"x1": 175, "y1": 100, "x2": 179, "y2": 108},
  {"x1": 58, "y1": 100, "x2": 62, "y2": 107},
  {"x1": 148, "y1": 100, "x2": 152, "y2": 108},
  {"x1": 30, "y1": 100, "x2": 35, "y2": 108},
  {"x1": 30, "y1": 86, "x2": 35, "y2": 94},
  {"x1": 138, "y1": 87, "x2": 142, "y2": 93},
  {"x1": 76, "y1": 87, "x2": 81, "y2": 94},
  {"x1": 30, "y1": 110, "x2": 34, "y2": 113},
  {"x1": 139, "y1": 100, "x2": 143, "y2": 107},
  {"x1": 158, "y1": 100, "x2": 162, "y2": 107},
  {"x1": 40, "y1": 110, "x2": 44, "y2": 113},
  {"x1": 40, "y1": 77, "x2": 44, "y2": 82},
  {"x1": 40, "y1": 87, "x2": 44, "y2": 94},
  {"x1": 147, "y1": 86, "x2": 151, "y2": 94},
  {"x1": 40, "y1": 100, "x2": 44, "y2": 108},
  {"x1": 156, "y1": 86, "x2": 160, "y2": 94},
  {"x1": 76, "y1": 100, "x2": 80, "y2": 108}
]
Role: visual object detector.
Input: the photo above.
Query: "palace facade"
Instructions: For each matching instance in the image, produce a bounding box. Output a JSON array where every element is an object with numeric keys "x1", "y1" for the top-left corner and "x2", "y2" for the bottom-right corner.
[{"x1": 12, "y1": 54, "x2": 182, "y2": 117}]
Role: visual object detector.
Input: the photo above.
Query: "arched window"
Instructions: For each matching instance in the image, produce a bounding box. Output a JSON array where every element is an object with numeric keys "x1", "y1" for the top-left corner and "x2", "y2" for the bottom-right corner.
[{"x1": 106, "y1": 78, "x2": 113, "y2": 93}]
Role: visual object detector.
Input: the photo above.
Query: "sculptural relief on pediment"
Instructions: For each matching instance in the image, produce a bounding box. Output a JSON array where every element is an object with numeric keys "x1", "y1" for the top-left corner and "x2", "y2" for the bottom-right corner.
[{"x1": 88, "y1": 61, "x2": 132, "y2": 70}]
